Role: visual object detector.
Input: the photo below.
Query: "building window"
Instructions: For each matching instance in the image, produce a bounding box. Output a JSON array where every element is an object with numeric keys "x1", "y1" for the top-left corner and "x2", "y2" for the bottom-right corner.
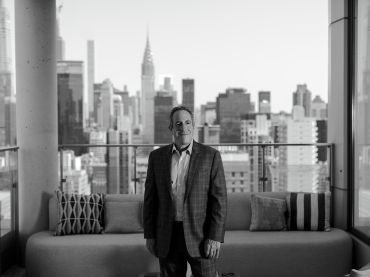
[{"x1": 353, "y1": 0, "x2": 370, "y2": 241}]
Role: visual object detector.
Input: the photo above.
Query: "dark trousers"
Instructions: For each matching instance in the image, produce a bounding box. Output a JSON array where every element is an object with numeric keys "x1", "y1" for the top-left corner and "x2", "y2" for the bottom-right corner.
[{"x1": 159, "y1": 222, "x2": 217, "y2": 277}]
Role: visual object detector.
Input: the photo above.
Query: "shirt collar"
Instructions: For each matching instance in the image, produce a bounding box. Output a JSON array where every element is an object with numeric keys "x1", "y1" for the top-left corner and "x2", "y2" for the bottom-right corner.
[{"x1": 172, "y1": 139, "x2": 193, "y2": 155}]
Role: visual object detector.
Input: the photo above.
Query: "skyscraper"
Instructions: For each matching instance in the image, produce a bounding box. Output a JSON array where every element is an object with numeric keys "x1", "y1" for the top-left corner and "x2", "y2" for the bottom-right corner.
[
  {"x1": 154, "y1": 91, "x2": 173, "y2": 144},
  {"x1": 98, "y1": 79, "x2": 114, "y2": 131},
  {"x1": 87, "y1": 40, "x2": 95, "y2": 121},
  {"x1": 160, "y1": 76, "x2": 177, "y2": 106},
  {"x1": 107, "y1": 129, "x2": 132, "y2": 194},
  {"x1": 293, "y1": 84, "x2": 312, "y2": 117},
  {"x1": 56, "y1": 4, "x2": 65, "y2": 60},
  {"x1": 141, "y1": 35, "x2": 155, "y2": 143},
  {"x1": 258, "y1": 91, "x2": 271, "y2": 113},
  {"x1": 216, "y1": 88, "x2": 252, "y2": 142},
  {"x1": 57, "y1": 61, "x2": 87, "y2": 154},
  {"x1": 311, "y1": 95, "x2": 328, "y2": 119},
  {"x1": 182, "y1": 79, "x2": 194, "y2": 114},
  {"x1": 0, "y1": 0, "x2": 15, "y2": 146}
]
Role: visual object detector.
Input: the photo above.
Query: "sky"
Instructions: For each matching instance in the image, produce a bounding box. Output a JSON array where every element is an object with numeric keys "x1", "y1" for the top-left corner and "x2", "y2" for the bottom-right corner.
[{"x1": 22, "y1": 0, "x2": 330, "y2": 113}]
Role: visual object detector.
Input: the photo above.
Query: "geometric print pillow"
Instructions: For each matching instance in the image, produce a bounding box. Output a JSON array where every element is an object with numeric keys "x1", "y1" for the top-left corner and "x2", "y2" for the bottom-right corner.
[
  {"x1": 55, "y1": 190, "x2": 105, "y2": 236},
  {"x1": 286, "y1": 192, "x2": 331, "y2": 231}
]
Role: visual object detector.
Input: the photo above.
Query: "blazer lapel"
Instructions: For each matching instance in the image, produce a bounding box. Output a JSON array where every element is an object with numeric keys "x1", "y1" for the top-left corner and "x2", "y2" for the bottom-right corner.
[
  {"x1": 185, "y1": 141, "x2": 200, "y2": 200},
  {"x1": 163, "y1": 144, "x2": 173, "y2": 199}
]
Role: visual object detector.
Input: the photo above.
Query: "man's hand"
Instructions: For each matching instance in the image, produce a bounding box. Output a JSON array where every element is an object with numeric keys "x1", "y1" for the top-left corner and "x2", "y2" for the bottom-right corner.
[
  {"x1": 146, "y1": 239, "x2": 157, "y2": 257},
  {"x1": 204, "y1": 239, "x2": 221, "y2": 260}
]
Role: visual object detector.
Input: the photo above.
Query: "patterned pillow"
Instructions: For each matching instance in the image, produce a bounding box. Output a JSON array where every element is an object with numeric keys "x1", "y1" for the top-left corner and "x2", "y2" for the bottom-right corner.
[
  {"x1": 287, "y1": 192, "x2": 331, "y2": 231},
  {"x1": 249, "y1": 194, "x2": 288, "y2": 231},
  {"x1": 55, "y1": 190, "x2": 105, "y2": 236}
]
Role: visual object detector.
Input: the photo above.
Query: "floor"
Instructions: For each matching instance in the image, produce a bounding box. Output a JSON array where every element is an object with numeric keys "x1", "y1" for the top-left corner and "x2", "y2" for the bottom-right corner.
[{"x1": 2, "y1": 266, "x2": 25, "y2": 277}]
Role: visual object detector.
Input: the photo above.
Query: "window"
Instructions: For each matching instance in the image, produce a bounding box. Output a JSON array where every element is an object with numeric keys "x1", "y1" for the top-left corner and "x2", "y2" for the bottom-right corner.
[{"x1": 353, "y1": 0, "x2": 370, "y2": 241}]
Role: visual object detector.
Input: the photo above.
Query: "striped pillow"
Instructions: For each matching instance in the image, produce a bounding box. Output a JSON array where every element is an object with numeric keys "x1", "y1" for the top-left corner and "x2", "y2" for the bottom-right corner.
[
  {"x1": 55, "y1": 190, "x2": 105, "y2": 236},
  {"x1": 287, "y1": 192, "x2": 331, "y2": 231}
]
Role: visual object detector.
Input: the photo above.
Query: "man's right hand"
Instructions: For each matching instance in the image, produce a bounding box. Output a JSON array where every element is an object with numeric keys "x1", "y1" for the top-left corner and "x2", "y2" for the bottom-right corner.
[{"x1": 146, "y1": 239, "x2": 157, "y2": 257}]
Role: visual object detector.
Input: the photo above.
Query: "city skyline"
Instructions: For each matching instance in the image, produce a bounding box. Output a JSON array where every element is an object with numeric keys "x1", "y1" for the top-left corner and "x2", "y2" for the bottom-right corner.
[{"x1": 56, "y1": 0, "x2": 328, "y2": 113}]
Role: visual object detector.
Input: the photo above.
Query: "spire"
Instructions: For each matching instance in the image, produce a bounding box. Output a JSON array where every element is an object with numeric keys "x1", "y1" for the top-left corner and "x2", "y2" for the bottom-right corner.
[{"x1": 142, "y1": 31, "x2": 154, "y2": 76}]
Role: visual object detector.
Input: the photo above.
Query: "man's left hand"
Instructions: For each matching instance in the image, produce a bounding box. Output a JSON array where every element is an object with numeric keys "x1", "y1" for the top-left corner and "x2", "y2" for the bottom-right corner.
[{"x1": 204, "y1": 239, "x2": 221, "y2": 260}]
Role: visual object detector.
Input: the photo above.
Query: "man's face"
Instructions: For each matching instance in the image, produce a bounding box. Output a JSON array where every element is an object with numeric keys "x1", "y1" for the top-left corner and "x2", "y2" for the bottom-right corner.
[{"x1": 171, "y1": 110, "x2": 194, "y2": 147}]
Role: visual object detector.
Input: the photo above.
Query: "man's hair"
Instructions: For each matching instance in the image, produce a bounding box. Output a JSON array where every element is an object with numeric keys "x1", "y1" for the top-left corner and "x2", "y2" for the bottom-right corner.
[{"x1": 168, "y1": 106, "x2": 194, "y2": 130}]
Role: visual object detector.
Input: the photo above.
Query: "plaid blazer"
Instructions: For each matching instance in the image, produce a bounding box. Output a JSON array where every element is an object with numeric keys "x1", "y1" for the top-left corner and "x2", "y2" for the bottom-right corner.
[{"x1": 144, "y1": 141, "x2": 227, "y2": 258}]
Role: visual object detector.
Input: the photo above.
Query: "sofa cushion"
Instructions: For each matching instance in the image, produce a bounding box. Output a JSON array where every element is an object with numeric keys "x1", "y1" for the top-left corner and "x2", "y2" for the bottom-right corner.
[
  {"x1": 287, "y1": 192, "x2": 330, "y2": 231},
  {"x1": 249, "y1": 194, "x2": 287, "y2": 231},
  {"x1": 226, "y1": 192, "x2": 287, "y2": 230},
  {"x1": 55, "y1": 191, "x2": 104, "y2": 236},
  {"x1": 220, "y1": 228, "x2": 352, "y2": 277},
  {"x1": 104, "y1": 201, "x2": 143, "y2": 233}
]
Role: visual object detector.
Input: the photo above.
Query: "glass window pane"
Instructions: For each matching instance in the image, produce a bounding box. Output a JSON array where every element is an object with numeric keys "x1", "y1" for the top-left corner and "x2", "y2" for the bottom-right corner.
[{"x1": 354, "y1": 0, "x2": 370, "y2": 234}]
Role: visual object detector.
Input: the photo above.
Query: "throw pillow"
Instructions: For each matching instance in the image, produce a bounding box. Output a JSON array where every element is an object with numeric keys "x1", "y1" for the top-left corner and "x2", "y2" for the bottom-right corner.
[
  {"x1": 249, "y1": 194, "x2": 288, "y2": 231},
  {"x1": 55, "y1": 190, "x2": 105, "y2": 236},
  {"x1": 104, "y1": 201, "x2": 143, "y2": 233},
  {"x1": 344, "y1": 268, "x2": 370, "y2": 277},
  {"x1": 287, "y1": 192, "x2": 331, "y2": 231}
]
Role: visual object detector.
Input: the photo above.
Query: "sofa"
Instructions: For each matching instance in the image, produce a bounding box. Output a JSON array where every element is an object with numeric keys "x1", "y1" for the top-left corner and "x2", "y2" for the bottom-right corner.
[{"x1": 26, "y1": 192, "x2": 353, "y2": 277}]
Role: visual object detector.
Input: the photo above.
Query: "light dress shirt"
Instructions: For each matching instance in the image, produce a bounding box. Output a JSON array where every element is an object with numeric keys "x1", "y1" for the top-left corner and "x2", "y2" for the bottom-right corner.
[{"x1": 171, "y1": 140, "x2": 193, "y2": 221}]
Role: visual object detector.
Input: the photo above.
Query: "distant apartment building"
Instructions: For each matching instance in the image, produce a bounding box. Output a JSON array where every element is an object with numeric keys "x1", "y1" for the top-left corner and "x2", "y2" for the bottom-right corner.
[
  {"x1": 200, "y1": 102, "x2": 216, "y2": 125},
  {"x1": 216, "y1": 88, "x2": 252, "y2": 143},
  {"x1": 107, "y1": 129, "x2": 132, "y2": 194},
  {"x1": 59, "y1": 150, "x2": 90, "y2": 194},
  {"x1": 241, "y1": 113, "x2": 273, "y2": 192},
  {"x1": 182, "y1": 79, "x2": 195, "y2": 114},
  {"x1": 221, "y1": 152, "x2": 250, "y2": 193},
  {"x1": 271, "y1": 106, "x2": 319, "y2": 192},
  {"x1": 258, "y1": 91, "x2": 271, "y2": 113},
  {"x1": 154, "y1": 91, "x2": 173, "y2": 144},
  {"x1": 292, "y1": 84, "x2": 312, "y2": 117},
  {"x1": 311, "y1": 95, "x2": 328, "y2": 119},
  {"x1": 198, "y1": 124, "x2": 220, "y2": 144},
  {"x1": 160, "y1": 76, "x2": 178, "y2": 106}
]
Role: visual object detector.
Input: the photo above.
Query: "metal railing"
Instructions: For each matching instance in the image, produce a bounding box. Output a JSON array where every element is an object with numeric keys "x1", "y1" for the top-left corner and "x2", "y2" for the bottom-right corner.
[
  {"x1": 58, "y1": 143, "x2": 333, "y2": 194},
  {"x1": 0, "y1": 146, "x2": 19, "y2": 272}
]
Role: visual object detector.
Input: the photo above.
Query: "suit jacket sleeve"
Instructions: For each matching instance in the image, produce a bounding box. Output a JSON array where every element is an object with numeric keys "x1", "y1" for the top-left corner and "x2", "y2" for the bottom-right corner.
[
  {"x1": 143, "y1": 152, "x2": 158, "y2": 239},
  {"x1": 207, "y1": 150, "x2": 227, "y2": 242}
]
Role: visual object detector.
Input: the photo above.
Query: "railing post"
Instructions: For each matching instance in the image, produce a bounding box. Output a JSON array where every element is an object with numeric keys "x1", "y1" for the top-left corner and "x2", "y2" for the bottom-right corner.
[
  {"x1": 59, "y1": 147, "x2": 66, "y2": 191},
  {"x1": 261, "y1": 145, "x2": 267, "y2": 192},
  {"x1": 134, "y1": 146, "x2": 137, "y2": 194}
]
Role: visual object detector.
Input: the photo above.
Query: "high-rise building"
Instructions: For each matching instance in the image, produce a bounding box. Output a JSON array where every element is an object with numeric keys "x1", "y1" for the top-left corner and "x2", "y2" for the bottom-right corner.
[
  {"x1": 216, "y1": 88, "x2": 252, "y2": 142},
  {"x1": 311, "y1": 95, "x2": 328, "y2": 119},
  {"x1": 114, "y1": 85, "x2": 130, "y2": 116},
  {"x1": 274, "y1": 106, "x2": 319, "y2": 192},
  {"x1": 198, "y1": 124, "x2": 220, "y2": 144},
  {"x1": 57, "y1": 61, "x2": 87, "y2": 155},
  {"x1": 0, "y1": 0, "x2": 15, "y2": 146},
  {"x1": 98, "y1": 79, "x2": 114, "y2": 131},
  {"x1": 129, "y1": 92, "x2": 140, "y2": 129},
  {"x1": 221, "y1": 152, "x2": 250, "y2": 193},
  {"x1": 154, "y1": 91, "x2": 173, "y2": 144},
  {"x1": 93, "y1": 83, "x2": 102, "y2": 123},
  {"x1": 258, "y1": 91, "x2": 271, "y2": 113},
  {"x1": 182, "y1": 79, "x2": 194, "y2": 114},
  {"x1": 293, "y1": 84, "x2": 312, "y2": 117},
  {"x1": 200, "y1": 102, "x2": 216, "y2": 125},
  {"x1": 56, "y1": 4, "x2": 65, "y2": 60},
  {"x1": 160, "y1": 76, "x2": 177, "y2": 106},
  {"x1": 107, "y1": 129, "x2": 132, "y2": 194},
  {"x1": 241, "y1": 113, "x2": 273, "y2": 192},
  {"x1": 87, "y1": 40, "x2": 95, "y2": 121},
  {"x1": 141, "y1": 36, "x2": 156, "y2": 143}
]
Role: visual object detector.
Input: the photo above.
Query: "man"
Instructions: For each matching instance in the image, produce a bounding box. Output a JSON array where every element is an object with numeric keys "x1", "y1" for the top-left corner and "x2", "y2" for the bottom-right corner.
[{"x1": 144, "y1": 106, "x2": 227, "y2": 277}]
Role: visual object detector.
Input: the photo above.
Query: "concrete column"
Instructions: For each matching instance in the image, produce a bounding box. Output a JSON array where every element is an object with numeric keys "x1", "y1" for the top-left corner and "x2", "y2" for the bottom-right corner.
[
  {"x1": 15, "y1": 0, "x2": 58, "y2": 261},
  {"x1": 328, "y1": 0, "x2": 348, "y2": 229}
]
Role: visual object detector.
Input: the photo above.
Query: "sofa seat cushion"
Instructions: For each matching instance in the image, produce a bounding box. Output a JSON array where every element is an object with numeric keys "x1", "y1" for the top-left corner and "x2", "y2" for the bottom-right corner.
[
  {"x1": 219, "y1": 228, "x2": 352, "y2": 277},
  {"x1": 26, "y1": 231, "x2": 159, "y2": 277}
]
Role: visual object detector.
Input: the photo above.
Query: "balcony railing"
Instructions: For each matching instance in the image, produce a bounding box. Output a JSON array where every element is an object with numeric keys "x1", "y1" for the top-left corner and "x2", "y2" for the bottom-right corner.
[
  {"x1": 58, "y1": 143, "x2": 333, "y2": 194},
  {"x1": 0, "y1": 146, "x2": 19, "y2": 271}
]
